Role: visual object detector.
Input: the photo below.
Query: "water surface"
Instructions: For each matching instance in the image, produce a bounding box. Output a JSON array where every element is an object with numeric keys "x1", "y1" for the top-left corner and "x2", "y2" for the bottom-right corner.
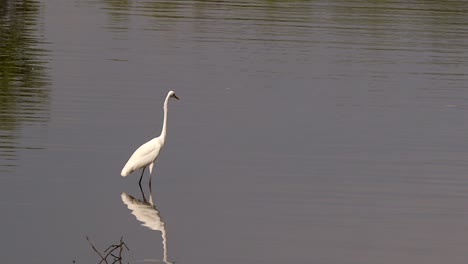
[{"x1": 2, "y1": 1, "x2": 468, "y2": 263}]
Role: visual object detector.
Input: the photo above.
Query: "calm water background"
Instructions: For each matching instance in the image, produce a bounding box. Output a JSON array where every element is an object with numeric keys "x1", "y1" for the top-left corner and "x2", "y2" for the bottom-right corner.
[{"x1": 2, "y1": 0, "x2": 468, "y2": 263}]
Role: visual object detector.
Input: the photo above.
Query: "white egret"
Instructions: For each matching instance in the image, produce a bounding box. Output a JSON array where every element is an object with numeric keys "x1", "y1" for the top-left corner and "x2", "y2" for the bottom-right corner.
[{"x1": 121, "y1": 90, "x2": 179, "y2": 185}]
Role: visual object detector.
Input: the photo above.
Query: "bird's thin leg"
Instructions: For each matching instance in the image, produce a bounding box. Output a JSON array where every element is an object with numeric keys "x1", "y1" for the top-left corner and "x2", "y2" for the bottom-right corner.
[
  {"x1": 139, "y1": 183, "x2": 147, "y2": 202},
  {"x1": 148, "y1": 162, "x2": 154, "y2": 188},
  {"x1": 149, "y1": 182, "x2": 154, "y2": 206},
  {"x1": 139, "y1": 166, "x2": 146, "y2": 187},
  {"x1": 149, "y1": 179, "x2": 153, "y2": 196}
]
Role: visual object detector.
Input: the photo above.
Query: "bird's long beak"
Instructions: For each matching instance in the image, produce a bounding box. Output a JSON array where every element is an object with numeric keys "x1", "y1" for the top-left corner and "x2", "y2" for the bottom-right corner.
[{"x1": 174, "y1": 94, "x2": 180, "y2": 100}]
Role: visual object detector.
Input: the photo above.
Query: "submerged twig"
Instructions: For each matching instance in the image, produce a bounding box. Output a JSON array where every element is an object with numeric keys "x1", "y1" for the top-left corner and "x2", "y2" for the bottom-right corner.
[
  {"x1": 86, "y1": 236, "x2": 129, "y2": 264},
  {"x1": 86, "y1": 236, "x2": 108, "y2": 264}
]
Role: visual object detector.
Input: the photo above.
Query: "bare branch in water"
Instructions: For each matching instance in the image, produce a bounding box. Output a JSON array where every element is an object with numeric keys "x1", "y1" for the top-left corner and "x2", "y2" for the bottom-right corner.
[
  {"x1": 86, "y1": 236, "x2": 129, "y2": 264},
  {"x1": 86, "y1": 236, "x2": 108, "y2": 264}
]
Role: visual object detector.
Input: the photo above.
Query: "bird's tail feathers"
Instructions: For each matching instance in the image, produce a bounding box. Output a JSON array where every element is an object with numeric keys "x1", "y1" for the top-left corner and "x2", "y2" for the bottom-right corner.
[{"x1": 121, "y1": 165, "x2": 132, "y2": 177}]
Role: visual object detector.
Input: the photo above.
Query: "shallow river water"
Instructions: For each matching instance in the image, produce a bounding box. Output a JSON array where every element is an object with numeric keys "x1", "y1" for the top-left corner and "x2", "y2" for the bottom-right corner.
[{"x1": 2, "y1": 1, "x2": 468, "y2": 263}]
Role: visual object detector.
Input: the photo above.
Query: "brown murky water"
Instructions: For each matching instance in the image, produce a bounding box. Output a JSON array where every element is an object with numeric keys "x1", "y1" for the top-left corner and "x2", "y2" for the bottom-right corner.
[{"x1": 2, "y1": 1, "x2": 468, "y2": 263}]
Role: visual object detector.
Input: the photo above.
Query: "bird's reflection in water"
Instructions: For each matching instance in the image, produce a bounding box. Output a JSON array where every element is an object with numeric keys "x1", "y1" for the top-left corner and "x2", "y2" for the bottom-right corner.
[{"x1": 121, "y1": 185, "x2": 173, "y2": 264}]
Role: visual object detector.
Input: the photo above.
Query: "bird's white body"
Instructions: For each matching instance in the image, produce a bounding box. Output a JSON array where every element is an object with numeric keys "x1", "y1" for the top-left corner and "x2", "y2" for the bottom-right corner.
[
  {"x1": 121, "y1": 90, "x2": 179, "y2": 184},
  {"x1": 121, "y1": 137, "x2": 163, "y2": 177}
]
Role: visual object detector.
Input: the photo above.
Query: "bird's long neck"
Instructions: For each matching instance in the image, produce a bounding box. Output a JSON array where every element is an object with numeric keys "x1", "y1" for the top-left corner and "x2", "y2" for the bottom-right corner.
[{"x1": 160, "y1": 94, "x2": 170, "y2": 142}]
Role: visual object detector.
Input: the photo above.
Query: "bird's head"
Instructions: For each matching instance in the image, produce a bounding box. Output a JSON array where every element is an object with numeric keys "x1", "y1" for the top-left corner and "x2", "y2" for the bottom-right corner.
[{"x1": 169, "y1": 90, "x2": 179, "y2": 100}]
